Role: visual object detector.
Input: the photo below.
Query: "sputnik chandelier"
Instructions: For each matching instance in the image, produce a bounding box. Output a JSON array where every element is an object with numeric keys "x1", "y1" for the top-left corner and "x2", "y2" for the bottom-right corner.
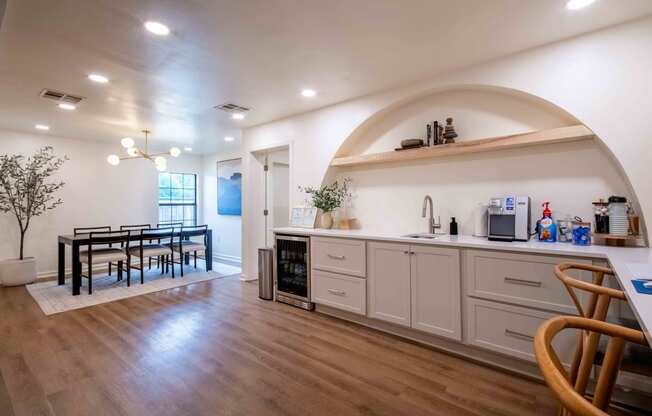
[{"x1": 106, "y1": 129, "x2": 181, "y2": 171}]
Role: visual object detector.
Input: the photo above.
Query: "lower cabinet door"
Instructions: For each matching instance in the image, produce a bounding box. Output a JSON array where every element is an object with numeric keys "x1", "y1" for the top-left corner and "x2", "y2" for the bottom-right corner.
[
  {"x1": 367, "y1": 242, "x2": 411, "y2": 327},
  {"x1": 410, "y1": 245, "x2": 462, "y2": 340}
]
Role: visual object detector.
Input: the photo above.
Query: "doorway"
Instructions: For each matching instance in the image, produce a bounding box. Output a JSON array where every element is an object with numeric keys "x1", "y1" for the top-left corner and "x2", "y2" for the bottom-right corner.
[{"x1": 263, "y1": 148, "x2": 290, "y2": 246}]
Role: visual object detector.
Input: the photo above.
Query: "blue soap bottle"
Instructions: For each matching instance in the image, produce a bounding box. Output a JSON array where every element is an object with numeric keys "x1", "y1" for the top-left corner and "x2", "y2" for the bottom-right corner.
[{"x1": 538, "y1": 202, "x2": 557, "y2": 242}]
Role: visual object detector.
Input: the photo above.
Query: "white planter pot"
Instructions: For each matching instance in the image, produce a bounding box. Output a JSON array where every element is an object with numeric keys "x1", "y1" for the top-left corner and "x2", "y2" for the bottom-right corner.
[{"x1": 0, "y1": 257, "x2": 37, "y2": 286}]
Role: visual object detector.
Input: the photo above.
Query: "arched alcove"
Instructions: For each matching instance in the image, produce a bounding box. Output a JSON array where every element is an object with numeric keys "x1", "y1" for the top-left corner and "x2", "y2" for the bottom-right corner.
[{"x1": 326, "y1": 85, "x2": 643, "y2": 239}]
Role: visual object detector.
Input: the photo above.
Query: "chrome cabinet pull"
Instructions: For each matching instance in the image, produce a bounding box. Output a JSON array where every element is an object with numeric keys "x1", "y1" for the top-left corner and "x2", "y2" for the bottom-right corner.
[
  {"x1": 327, "y1": 288, "x2": 346, "y2": 296},
  {"x1": 504, "y1": 329, "x2": 534, "y2": 342},
  {"x1": 327, "y1": 254, "x2": 346, "y2": 260},
  {"x1": 404, "y1": 250, "x2": 409, "y2": 254},
  {"x1": 504, "y1": 277, "x2": 542, "y2": 287}
]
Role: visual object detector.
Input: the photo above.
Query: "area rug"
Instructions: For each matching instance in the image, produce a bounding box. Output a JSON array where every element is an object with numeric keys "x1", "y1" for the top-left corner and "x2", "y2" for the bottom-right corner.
[{"x1": 26, "y1": 262, "x2": 241, "y2": 315}]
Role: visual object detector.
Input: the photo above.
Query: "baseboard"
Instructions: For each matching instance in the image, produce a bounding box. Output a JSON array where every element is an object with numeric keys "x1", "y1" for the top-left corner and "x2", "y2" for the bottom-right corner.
[
  {"x1": 239, "y1": 274, "x2": 257, "y2": 282},
  {"x1": 213, "y1": 253, "x2": 241, "y2": 265}
]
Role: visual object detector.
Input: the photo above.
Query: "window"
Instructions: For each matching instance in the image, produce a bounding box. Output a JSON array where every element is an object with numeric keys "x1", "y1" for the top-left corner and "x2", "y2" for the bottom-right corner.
[{"x1": 159, "y1": 173, "x2": 197, "y2": 226}]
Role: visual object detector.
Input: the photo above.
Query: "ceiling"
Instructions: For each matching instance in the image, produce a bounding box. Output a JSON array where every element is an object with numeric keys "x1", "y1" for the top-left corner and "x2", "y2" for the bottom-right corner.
[{"x1": 0, "y1": 0, "x2": 651, "y2": 154}]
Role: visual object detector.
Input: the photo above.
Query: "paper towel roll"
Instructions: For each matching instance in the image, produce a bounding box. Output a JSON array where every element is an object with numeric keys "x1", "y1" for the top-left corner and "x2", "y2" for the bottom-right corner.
[{"x1": 473, "y1": 203, "x2": 488, "y2": 237}]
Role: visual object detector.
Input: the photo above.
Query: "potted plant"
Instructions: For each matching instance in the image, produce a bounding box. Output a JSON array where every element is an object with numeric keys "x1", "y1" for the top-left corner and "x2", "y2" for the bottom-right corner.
[
  {"x1": 300, "y1": 178, "x2": 351, "y2": 229},
  {"x1": 0, "y1": 146, "x2": 67, "y2": 286}
]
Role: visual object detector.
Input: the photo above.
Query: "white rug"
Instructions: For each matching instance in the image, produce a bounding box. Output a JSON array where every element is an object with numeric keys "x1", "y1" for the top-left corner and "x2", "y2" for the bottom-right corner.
[{"x1": 26, "y1": 262, "x2": 241, "y2": 315}]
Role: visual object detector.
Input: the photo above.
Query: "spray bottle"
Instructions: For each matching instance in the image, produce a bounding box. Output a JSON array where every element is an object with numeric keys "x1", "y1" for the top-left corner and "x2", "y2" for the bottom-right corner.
[{"x1": 538, "y1": 202, "x2": 557, "y2": 242}]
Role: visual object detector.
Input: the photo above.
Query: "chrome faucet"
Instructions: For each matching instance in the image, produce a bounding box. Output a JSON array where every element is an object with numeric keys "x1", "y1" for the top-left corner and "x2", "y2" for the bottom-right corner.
[{"x1": 422, "y1": 195, "x2": 442, "y2": 234}]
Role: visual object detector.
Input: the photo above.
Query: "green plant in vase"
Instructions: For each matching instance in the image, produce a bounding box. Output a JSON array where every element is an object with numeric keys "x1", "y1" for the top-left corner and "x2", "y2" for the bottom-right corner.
[{"x1": 299, "y1": 178, "x2": 352, "y2": 229}]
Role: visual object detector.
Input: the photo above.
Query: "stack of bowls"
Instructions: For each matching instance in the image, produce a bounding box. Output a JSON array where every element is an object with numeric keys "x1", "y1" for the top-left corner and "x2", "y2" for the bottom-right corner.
[{"x1": 608, "y1": 196, "x2": 629, "y2": 236}]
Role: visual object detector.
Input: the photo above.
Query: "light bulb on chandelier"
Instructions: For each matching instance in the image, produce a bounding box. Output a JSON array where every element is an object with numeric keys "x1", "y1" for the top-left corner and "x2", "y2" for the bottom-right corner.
[
  {"x1": 107, "y1": 155, "x2": 120, "y2": 166},
  {"x1": 169, "y1": 147, "x2": 181, "y2": 157},
  {"x1": 121, "y1": 137, "x2": 135, "y2": 148}
]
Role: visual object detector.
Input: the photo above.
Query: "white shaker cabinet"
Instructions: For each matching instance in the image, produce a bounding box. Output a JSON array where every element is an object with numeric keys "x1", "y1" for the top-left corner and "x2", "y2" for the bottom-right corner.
[
  {"x1": 410, "y1": 245, "x2": 461, "y2": 340},
  {"x1": 367, "y1": 242, "x2": 411, "y2": 327},
  {"x1": 368, "y1": 241, "x2": 462, "y2": 340}
]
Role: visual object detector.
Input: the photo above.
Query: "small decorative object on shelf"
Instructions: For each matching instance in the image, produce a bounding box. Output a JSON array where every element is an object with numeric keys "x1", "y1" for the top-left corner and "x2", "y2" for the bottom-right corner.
[
  {"x1": 443, "y1": 117, "x2": 458, "y2": 144},
  {"x1": 426, "y1": 124, "x2": 432, "y2": 146},
  {"x1": 299, "y1": 178, "x2": 352, "y2": 229},
  {"x1": 395, "y1": 139, "x2": 424, "y2": 151}
]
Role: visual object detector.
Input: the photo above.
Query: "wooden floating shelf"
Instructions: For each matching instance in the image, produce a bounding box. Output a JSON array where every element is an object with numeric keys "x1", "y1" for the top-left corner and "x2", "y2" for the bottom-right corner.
[{"x1": 330, "y1": 125, "x2": 595, "y2": 168}]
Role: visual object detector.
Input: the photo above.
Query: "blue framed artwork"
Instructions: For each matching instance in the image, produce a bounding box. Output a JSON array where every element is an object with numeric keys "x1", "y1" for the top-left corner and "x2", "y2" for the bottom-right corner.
[{"x1": 217, "y1": 158, "x2": 242, "y2": 216}]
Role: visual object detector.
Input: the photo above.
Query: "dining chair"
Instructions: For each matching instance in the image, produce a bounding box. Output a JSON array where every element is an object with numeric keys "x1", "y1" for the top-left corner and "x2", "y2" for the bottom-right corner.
[
  {"x1": 120, "y1": 224, "x2": 152, "y2": 268},
  {"x1": 127, "y1": 227, "x2": 175, "y2": 284},
  {"x1": 80, "y1": 230, "x2": 131, "y2": 294},
  {"x1": 553, "y1": 263, "x2": 652, "y2": 412},
  {"x1": 535, "y1": 315, "x2": 648, "y2": 416},
  {"x1": 172, "y1": 225, "x2": 208, "y2": 276},
  {"x1": 74, "y1": 226, "x2": 114, "y2": 276},
  {"x1": 155, "y1": 222, "x2": 183, "y2": 270}
]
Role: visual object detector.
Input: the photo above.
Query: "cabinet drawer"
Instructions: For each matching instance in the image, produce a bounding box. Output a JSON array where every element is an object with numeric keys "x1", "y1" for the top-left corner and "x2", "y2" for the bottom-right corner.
[
  {"x1": 311, "y1": 237, "x2": 366, "y2": 277},
  {"x1": 466, "y1": 298, "x2": 576, "y2": 364},
  {"x1": 312, "y1": 270, "x2": 366, "y2": 315},
  {"x1": 465, "y1": 250, "x2": 592, "y2": 314}
]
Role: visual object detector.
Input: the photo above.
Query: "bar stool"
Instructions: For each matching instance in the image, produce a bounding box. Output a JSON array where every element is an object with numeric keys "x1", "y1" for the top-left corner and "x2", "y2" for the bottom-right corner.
[
  {"x1": 552, "y1": 263, "x2": 652, "y2": 412},
  {"x1": 535, "y1": 315, "x2": 648, "y2": 416}
]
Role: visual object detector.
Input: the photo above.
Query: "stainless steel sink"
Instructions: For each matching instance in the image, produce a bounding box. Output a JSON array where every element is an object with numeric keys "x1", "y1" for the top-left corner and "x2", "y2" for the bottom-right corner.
[{"x1": 402, "y1": 233, "x2": 441, "y2": 239}]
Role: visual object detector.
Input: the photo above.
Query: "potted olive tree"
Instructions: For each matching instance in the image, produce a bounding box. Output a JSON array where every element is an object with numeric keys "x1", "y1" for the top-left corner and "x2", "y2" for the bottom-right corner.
[
  {"x1": 0, "y1": 146, "x2": 66, "y2": 286},
  {"x1": 300, "y1": 178, "x2": 351, "y2": 229}
]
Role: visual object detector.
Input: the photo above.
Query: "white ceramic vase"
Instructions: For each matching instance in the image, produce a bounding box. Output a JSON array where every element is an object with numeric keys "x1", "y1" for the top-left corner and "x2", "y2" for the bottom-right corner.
[
  {"x1": 0, "y1": 257, "x2": 37, "y2": 286},
  {"x1": 320, "y1": 211, "x2": 334, "y2": 229}
]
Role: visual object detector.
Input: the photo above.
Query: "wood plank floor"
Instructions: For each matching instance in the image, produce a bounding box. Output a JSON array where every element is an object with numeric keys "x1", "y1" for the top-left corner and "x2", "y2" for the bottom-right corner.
[{"x1": 0, "y1": 274, "x2": 616, "y2": 415}]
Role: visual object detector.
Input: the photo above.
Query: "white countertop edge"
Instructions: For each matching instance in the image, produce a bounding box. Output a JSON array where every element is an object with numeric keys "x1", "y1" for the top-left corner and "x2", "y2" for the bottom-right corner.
[{"x1": 273, "y1": 227, "x2": 652, "y2": 345}]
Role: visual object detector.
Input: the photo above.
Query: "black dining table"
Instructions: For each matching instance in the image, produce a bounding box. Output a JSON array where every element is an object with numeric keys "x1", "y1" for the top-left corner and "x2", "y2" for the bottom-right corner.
[{"x1": 57, "y1": 229, "x2": 213, "y2": 295}]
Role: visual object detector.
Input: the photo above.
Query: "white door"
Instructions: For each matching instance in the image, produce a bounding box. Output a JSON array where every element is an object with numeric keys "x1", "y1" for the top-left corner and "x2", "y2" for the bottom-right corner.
[
  {"x1": 410, "y1": 245, "x2": 461, "y2": 340},
  {"x1": 367, "y1": 242, "x2": 411, "y2": 327}
]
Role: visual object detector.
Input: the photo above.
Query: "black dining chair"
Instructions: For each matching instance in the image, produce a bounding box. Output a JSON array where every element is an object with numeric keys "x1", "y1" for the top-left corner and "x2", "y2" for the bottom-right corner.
[
  {"x1": 74, "y1": 226, "x2": 114, "y2": 276},
  {"x1": 120, "y1": 224, "x2": 152, "y2": 268},
  {"x1": 80, "y1": 230, "x2": 131, "y2": 294},
  {"x1": 154, "y1": 222, "x2": 183, "y2": 270},
  {"x1": 172, "y1": 225, "x2": 208, "y2": 277},
  {"x1": 127, "y1": 227, "x2": 175, "y2": 284}
]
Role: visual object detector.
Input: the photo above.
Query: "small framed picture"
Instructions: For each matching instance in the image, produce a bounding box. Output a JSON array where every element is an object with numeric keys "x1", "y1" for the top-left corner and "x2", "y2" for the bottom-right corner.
[{"x1": 290, "y1": 207, "x2": 318, "y2": 228}]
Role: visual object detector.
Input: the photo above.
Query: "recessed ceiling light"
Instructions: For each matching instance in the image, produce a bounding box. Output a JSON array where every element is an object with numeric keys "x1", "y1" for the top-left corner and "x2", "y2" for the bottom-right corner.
[
  {"x1": 88, "y1": 73, "x2": 109, "y2": 84},
  {"x1": 231, "y1": 113, "x2": 245, "y2": 120},
  {"x1": 301, "y1": 89, "x2": 317, "y2": 98},
  {"x1": 224, "y1": 136, "x2": 235, "y2": 142},
  {"x1": 144, "y1": 21, "x2": 170, "y2": 36},
  {"x1": 184, "y1": 147, "x2": 192, "y2": 152},
  {"x1": 35, "y1": 124, "x2": 50, "y2": 131},
  {"x1": 58, "y1": 103, "x2": 76, "y2": 110},
  {"x1": 566, "y1": 0, "x2": 596, "y2": 10}
]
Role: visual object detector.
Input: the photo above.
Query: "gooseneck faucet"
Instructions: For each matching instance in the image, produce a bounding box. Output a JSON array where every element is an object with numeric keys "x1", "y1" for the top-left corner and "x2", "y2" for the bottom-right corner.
[{"x1": 422, "y1": 195, "x2": 442, "y2": 234}]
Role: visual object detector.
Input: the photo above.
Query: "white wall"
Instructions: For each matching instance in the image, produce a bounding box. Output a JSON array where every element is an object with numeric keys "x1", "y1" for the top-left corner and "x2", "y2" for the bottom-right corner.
[
  {"x1": 202, "y1": 149, "x2": 243, "y2": 264},
  {"x1": 0, "y1": 128, "x2": 202, "y2": 278},
  {"x1": 240, "y1": 17, "x2": 652, "y2": 280}
]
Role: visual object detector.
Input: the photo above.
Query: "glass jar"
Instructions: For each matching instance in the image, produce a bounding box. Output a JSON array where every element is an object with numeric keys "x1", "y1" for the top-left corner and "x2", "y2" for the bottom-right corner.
[
  {"x1": 572, "y1": 221, "x2": 591, "y2": 246},
  {"x1": 557, "y1": 217, "x2": 573, "y2": 243}
]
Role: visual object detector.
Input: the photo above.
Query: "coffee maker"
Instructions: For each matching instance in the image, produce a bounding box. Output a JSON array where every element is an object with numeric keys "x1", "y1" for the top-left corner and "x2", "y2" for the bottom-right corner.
[{"x1": 487, "y1": 196, "x2": 531, "y2": 241}]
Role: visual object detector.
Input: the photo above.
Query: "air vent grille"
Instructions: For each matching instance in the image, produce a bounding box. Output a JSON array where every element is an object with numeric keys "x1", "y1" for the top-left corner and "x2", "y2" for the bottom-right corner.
[
  {"x1": 214, "y1": 103, "x2": 250, "y2": 113},
  {"x1": 39, "y1": 89, "x2": 84, "y2": 104}
]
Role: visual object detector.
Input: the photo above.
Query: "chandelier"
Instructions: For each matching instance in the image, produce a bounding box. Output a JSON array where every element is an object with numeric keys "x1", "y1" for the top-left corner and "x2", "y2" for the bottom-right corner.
[{"x1": 106, "y1": 129, "x2": 181, "y2": 171}]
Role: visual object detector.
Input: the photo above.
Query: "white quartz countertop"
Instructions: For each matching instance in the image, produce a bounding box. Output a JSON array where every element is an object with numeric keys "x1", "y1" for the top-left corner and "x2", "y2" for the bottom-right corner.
[{"x1": 273, "y1": 227, "x2": 652, "y2": 346}]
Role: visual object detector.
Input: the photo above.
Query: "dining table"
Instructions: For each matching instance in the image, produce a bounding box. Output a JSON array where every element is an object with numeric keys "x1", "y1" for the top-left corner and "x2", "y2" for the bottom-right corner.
[{"x1": 57, "y1": 229, "x2": 213, "y2": 295}]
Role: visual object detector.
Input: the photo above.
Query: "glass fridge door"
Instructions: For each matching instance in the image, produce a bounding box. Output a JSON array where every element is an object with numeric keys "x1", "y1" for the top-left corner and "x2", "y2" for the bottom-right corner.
[{"x1": 276, "y1": 237, "x2": 308, "y2": 298}]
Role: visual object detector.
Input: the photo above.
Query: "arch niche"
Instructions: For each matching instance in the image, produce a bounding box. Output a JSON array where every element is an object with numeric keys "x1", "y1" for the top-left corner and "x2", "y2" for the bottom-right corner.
[{"x1": 325, "y1": 85, "x2": 645, "y2": 240}]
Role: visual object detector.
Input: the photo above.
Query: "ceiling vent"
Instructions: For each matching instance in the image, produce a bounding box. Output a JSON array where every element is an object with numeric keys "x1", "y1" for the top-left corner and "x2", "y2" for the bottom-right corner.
[
  {"x1": 39, "y1": 89, "x2": 84, "y2": 104},
  {"x1": 214, "y1": 103, "x2": 250, "y2": 113}
]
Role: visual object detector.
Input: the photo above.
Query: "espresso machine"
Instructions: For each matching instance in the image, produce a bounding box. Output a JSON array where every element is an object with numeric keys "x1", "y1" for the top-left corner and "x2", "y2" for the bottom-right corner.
[{"x1": 487, "y1": 196, "x2": 531, "y2": 241}]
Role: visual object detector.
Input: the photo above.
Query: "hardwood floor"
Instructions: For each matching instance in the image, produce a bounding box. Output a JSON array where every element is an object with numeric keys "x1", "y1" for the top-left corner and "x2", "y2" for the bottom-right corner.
[{"x1": 0, "y1": 275, "x2": 610, "y2": 415}]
